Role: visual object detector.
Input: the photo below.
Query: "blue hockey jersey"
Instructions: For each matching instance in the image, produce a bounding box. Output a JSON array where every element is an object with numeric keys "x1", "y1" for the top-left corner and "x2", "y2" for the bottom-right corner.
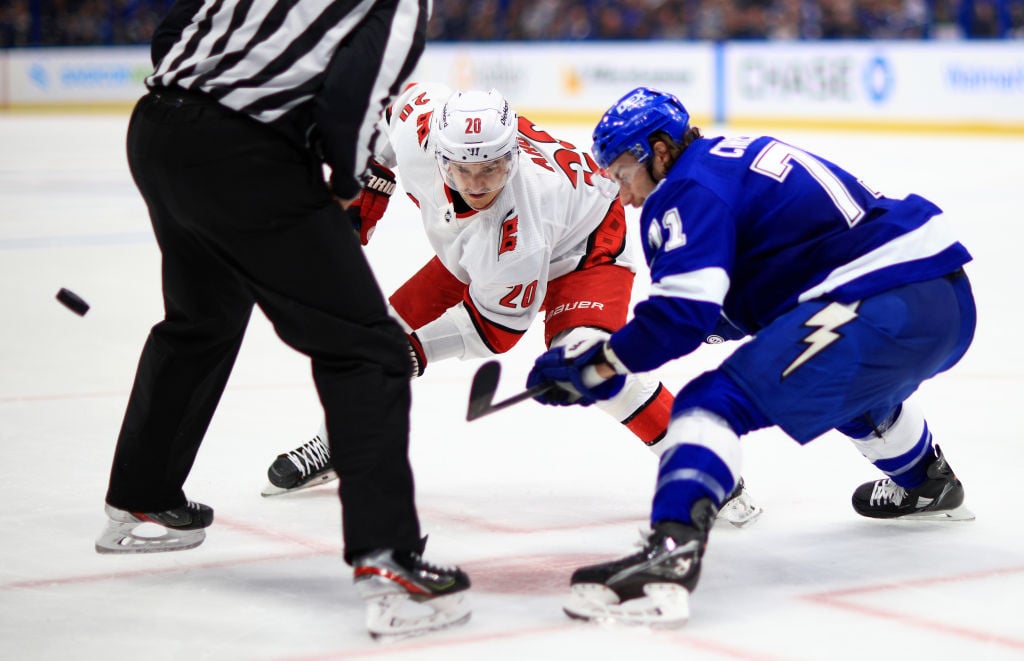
[{"x1": 609, "y1": 135, "x2": 972, "y2": 373}]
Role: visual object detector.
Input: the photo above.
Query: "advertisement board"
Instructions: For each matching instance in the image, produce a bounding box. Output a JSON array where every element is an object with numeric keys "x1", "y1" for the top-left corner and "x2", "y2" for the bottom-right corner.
[
  {"x1": 413, "y1": 42, "x2": 716, "y2": 125},
  {"x1": 724, "y1": 41, "x2": 1024, "y2": 131},
  {"x1": 4, "y1": 46, "x2": 151, "y2": 107},
  {"x1": 1, "y1": 42, "x2": 1021, "y2": 134}
]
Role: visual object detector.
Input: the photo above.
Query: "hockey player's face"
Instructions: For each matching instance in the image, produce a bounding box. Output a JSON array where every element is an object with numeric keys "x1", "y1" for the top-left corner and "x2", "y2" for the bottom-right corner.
[
  {"x1": 448, "y1": 159, "x2": 511, "y2": 209},
  {"x1": 606, "y1": 154, "x2": 655, "y2": 208}
]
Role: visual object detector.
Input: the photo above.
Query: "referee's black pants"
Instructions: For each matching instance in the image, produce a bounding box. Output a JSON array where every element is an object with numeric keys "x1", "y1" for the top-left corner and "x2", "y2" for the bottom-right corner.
[{"x1": 106, "y1": 89, "x2": 421, "y2": 562}]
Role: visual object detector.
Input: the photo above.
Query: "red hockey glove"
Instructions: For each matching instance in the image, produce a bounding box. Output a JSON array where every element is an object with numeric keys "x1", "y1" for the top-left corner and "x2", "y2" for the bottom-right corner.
[{"x1": 349, "y1": 161, "x2": 397, "y2": 245}]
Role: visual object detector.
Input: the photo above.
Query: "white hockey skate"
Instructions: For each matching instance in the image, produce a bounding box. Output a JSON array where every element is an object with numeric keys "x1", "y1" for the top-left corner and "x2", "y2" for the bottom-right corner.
[
  {"x1": 261, "y1": 434, "x2": 337, "y2": 497},
  {"x1": 716, "y1": 478, "x2": 763, "y2": 529},
  {"x1": 95, "y1": 501, "x2": 213, "y2": 554},
  {"x1": 353, "y1": 548, "x2": 471, "y2": 640}
]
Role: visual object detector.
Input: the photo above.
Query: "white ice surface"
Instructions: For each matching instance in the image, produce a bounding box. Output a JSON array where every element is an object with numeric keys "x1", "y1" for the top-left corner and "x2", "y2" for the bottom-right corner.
[{"x1": 1, "y1": 113, "x2": 1022, "y2": 661}]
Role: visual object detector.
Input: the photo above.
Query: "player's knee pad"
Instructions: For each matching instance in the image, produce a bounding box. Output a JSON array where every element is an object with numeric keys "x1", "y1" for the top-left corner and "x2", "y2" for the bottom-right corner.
[{"x1": 673, "y1": 370, "x2": 769, "y2": 437}]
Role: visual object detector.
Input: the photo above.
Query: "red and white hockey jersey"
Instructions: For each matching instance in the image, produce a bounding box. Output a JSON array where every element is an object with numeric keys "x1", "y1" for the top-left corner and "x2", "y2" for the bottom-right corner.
[{"x1": 376, "y1": 82, "x2": 638, "y2": 363}]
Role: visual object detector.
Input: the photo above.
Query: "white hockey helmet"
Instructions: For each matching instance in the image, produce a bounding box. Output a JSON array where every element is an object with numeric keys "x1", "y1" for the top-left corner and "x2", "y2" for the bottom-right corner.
[{"x1": 434, "y1": 89, "x2": 519, "y2": 195}]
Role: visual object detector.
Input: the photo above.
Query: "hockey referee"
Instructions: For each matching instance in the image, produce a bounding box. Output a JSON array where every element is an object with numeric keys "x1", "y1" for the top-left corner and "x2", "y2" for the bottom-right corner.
[{"x1": 96, "y1": 0, "x2": 473, "y2": 638}]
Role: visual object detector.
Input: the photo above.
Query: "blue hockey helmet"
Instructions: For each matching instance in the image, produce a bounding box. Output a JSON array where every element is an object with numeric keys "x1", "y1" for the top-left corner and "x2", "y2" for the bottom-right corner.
[{"x1": 591, "y1": 87, "x2": 691, "y2": 170}]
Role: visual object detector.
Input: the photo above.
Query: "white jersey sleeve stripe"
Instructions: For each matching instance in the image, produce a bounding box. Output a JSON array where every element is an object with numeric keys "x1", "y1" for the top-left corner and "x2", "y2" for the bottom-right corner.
[
  {"x1": 649, "y1": 266, "x2": 730, "y2": 305},
  {"x1": 797, "y1": 214, "x2": 959, "y2": 304}
]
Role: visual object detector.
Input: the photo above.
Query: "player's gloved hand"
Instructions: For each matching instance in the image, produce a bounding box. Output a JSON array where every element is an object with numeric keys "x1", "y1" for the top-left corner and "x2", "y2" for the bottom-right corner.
[
  {"x1": 527, "y1": 338, "x2": 626, "y2": 407},
  {"x1": 408, "y1": 332, "x2": 426, "y2": 378},
  {"x1": 349, "y1": 160, "x2": 397, "y2": 245}
]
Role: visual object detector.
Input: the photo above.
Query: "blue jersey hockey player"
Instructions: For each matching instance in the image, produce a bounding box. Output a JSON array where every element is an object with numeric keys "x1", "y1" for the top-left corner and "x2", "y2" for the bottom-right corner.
[{"x1": 526, "y1": 87, "x2": 977, "y2": 627}]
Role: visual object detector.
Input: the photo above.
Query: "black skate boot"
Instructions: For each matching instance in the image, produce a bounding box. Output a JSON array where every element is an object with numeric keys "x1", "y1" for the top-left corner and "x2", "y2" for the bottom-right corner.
[
  {"x1": 353, "y1": 545, "x2": 471, "y2": 639},
  {"x1": 563, "y1": 499, "x2": 716, "y2": 627},
  {"x1": 96, "y1": 500, "x2": 214, "y2": 554},
  {"x1": 852, "y1": 445, "x2": 973, "y2": 520},
  {"x1": 262, "y1": 434, "x2": 337, "y2": 496}
]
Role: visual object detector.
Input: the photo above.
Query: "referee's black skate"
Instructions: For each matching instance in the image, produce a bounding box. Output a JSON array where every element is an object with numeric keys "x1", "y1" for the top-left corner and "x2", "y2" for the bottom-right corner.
[
  {"x1": 852, "y1": 445, "x2": 974, "y2": 521},
  {"x1": 563, "y1": 499, "x2": 716, "y2": 628},
  {"x1": 262, "y1": 434, "x2": 337, "y2": 496},
  {"x1": 353, "y1": 545, "x2": 471, "y2": 640},
  {"x1": 95, "y1": 500, "x2": 214, "y2": 553}
]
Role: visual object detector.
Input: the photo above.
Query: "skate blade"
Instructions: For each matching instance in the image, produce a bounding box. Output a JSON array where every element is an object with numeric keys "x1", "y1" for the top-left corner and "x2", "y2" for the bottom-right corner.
[
  {"x1": 95, "y1": 520, "x2": 206, "y2": 554},
  {"x1": 717, "y1": 498, "x2": 764, "y2": 529},
  {"x1": 563, "y1": 583, "x2": 690, "y2": 628},
  {"x1": 365, "y1": 592, "x2": 471, "y2": 641},
  {"x1": 260, "y1": 470, "x2": 338, "y2": 497},
  {"x1": 901, "y1": 505, "x2": 975, "y2": 522}
]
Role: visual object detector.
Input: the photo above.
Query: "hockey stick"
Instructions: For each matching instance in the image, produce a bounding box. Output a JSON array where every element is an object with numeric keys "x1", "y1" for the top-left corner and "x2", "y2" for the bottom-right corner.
[{"x1": 466, "y1": 360, "x2": 552, "y2": 421}]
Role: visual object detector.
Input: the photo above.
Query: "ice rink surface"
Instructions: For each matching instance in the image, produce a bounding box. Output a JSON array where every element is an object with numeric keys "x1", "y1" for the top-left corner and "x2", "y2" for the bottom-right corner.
[{"x1": 1, "y1": 112, "x2": 1022, "y2": 661}]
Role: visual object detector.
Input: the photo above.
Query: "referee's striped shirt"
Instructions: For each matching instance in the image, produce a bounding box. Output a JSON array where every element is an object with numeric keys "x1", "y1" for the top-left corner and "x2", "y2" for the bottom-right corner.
[{"x1": 146, "y1": 0, "x2": 431, "y2": 199}]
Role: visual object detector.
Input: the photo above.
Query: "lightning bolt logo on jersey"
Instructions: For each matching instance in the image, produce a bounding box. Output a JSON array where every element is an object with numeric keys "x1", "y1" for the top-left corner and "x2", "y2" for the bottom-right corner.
[{"x1": 782, "y1": 301, "x2": 860, "y2": 378}]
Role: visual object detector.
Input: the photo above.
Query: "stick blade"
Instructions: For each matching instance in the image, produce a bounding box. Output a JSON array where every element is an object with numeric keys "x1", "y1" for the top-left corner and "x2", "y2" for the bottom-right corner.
[{"x1": 467, "y1": 361, "x2": 502, "y2": 421}]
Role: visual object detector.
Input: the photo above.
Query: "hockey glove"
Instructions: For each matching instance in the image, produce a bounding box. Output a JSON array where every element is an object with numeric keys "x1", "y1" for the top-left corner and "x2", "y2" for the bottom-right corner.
[
  {"x1": 527, "y1": 338, "x2": 626, "y2": 407},
  {"x1": 408, "y1": 332, "x2": 426, "y2": 378},
  {"x1": 349, "y1": 161, "x2": 397, "y2": 245}
]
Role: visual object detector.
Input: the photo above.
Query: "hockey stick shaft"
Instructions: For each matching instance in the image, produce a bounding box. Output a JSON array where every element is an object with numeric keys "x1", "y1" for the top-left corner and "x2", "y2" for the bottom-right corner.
[{"x1": 478, "y1": 382, "x2": 552, "y2": 417}]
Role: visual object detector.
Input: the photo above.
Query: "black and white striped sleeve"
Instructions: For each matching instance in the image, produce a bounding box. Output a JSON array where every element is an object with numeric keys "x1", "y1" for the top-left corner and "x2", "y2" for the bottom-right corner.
[
  {"x1": 145, "y1": 0, "x2": 431, "y2": 200},
  {"x1": 315, "y1": 0, "x2": 430, "y2": 200}
]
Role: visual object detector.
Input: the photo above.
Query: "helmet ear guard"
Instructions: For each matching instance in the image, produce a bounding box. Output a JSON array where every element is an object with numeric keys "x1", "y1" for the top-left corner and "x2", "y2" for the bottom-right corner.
[
  {"x1": 591, "y1": 87, "x2": 691, "y2": 170},
  {"x1": 434, "y1": 89, "x2": 520, "y2": 194}
]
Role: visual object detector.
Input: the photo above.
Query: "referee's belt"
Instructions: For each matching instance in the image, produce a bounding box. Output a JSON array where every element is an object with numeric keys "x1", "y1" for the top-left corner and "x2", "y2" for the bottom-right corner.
[{"x1": 149, "y1": 86, "x2": 219, "y2": 108}]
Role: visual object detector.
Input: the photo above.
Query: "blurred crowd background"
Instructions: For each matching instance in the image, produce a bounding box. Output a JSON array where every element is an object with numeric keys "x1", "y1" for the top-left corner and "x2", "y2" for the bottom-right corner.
[{"x1": 1, "y1": 0, "x2": 1022, "y2": 47}]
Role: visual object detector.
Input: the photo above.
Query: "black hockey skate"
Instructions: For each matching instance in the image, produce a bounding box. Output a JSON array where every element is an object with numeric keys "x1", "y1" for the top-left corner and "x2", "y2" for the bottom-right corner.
[
  {"x1": 262, "y1": 434, "x2": 337, "y2": 496},
  {"x1": 563, "y1": 500, "x2": 716, "y2": 628},
  {"x1": 852, "y1": 445, "x2": 974, "y2": 521},
  {"x1": 353, "y1": 546, "x2": 471, "y2": 640},
  {"x1": 95, "y1": 500, "x2": 214, "y2": 554}
]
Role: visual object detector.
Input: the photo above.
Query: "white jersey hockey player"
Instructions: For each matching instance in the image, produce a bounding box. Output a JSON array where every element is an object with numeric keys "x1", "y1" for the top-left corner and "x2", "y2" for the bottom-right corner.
[{"x1": 262, "y1": 82, "x2": 761, "y2": 527}]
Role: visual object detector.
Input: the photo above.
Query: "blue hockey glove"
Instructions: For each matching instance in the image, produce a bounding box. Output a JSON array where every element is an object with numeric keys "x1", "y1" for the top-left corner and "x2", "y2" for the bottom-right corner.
[{"x1": 527, "y1": 338, "x2": 626, "y2": 407}]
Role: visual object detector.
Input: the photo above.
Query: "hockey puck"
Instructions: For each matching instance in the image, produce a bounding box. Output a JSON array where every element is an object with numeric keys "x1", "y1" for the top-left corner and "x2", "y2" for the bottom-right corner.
[{"x1": 56, "y1": 288, "x2": 90, "y2": 316}]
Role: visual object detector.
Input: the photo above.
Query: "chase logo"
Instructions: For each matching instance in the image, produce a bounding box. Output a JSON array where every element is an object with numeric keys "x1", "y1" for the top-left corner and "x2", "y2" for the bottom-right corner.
[
  {"x1": 28, "y1": 64, "x2": 49, "y2": 90},
  {"x1": 863, "y1": 55, "x2": 893, "y2": 104}
]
